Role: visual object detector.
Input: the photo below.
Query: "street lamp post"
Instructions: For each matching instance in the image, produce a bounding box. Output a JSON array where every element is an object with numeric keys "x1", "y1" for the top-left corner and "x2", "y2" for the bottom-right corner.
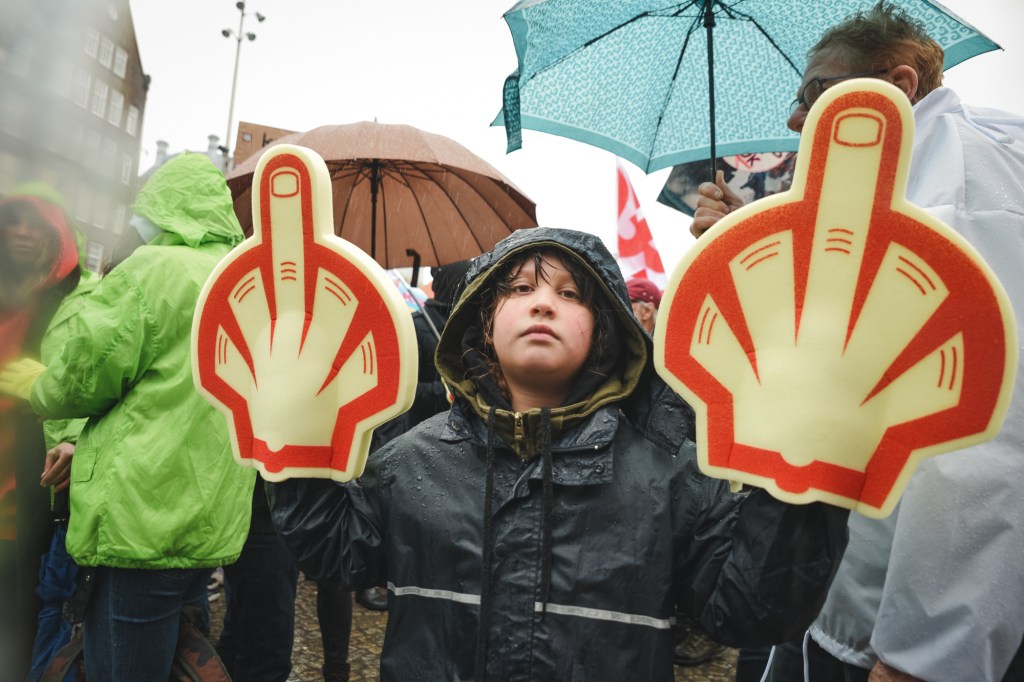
[{"x1": 222, "y1": 1, "x2": 265, "y2": 165}]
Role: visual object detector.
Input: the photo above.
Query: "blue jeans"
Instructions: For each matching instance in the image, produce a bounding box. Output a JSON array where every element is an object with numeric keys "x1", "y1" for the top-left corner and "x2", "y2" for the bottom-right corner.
[{"x1": 83, "y1": 566, "x2": 211, "y2": 681}]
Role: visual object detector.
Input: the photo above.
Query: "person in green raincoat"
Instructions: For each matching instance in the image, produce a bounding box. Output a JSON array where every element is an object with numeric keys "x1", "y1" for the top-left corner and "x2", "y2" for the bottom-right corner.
[{"x1": 1, "y1": 153, "x2": 256, "y2": 681}]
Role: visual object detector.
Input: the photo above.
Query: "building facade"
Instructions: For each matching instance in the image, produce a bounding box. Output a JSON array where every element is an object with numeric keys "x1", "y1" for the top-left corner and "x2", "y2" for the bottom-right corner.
[{"x1": 0, "y1": 0, "x2": 147, "y2": 272}]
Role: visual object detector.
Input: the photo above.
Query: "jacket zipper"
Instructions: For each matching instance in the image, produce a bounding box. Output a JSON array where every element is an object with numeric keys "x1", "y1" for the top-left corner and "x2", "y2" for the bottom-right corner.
[{"x1": 514, "y1": 411, "x2": 525, "y2": 443}]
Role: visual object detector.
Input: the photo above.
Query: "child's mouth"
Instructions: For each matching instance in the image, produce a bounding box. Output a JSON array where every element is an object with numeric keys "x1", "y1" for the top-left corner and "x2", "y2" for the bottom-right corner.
[{"x1": 524, "y1": 325, "x2": 556, "y2": 338}]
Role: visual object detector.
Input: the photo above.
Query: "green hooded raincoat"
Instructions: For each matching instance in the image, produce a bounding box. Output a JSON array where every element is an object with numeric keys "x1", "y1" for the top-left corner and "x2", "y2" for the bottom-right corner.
[{"x1": 30, "y1": 154, "x2": 256, "y2": 569}]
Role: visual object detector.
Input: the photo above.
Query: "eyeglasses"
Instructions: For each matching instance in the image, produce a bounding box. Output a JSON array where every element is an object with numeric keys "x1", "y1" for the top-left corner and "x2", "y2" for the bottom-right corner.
[{"x1": 789, "y1": 69, "x2": 888, "y2": 115}]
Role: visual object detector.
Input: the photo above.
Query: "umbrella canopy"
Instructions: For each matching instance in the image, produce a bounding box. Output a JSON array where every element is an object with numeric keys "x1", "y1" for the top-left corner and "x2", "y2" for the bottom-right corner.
[
  {"x1": 497, "y1": 0, "x2": 998, "y2": 174},
  {"x1": 227, "y1": 121, "x2": 538, "y2": 270}
]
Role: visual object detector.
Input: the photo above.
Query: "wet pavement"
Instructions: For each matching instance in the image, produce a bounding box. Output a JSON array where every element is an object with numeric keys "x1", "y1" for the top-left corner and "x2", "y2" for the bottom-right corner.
[{"x1": 210, "y1": 576, "x2": 738, "y2": 681}]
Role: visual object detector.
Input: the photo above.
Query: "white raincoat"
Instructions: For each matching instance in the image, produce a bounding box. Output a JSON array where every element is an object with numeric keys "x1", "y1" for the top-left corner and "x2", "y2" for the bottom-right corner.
[{"x1": 810, "y1": 87, "x2": 1024, "y2": 681}]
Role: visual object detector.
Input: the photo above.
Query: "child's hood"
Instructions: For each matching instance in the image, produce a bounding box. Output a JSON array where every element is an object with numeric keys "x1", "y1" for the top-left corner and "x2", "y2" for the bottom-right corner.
[{"x1": 435, "y1": 227, "x2": 652, "y2": 425}]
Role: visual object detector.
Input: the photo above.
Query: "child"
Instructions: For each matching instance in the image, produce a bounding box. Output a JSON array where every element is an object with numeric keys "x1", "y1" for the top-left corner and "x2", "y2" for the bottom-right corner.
[{"x1": 268, "y1": 227, "x2": 849, "y2": 681}]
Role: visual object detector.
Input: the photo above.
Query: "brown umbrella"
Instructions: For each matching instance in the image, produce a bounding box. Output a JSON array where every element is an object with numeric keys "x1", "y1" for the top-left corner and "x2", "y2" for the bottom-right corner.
[{"x1": 226, "y1": 121, "x2": 538, "y2": 271}]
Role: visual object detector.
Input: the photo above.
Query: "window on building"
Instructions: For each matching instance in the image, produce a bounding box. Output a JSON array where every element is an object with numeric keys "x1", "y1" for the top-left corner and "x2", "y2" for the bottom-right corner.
[
  {"x1": 108, "y1": 90, "x2": 124, "y2": 127},
  {"x1": 101, "y1": 139, "x2": 117, "y2": 178},
  {"x1": 84, "y1": 28, "x2": 100, "y2": 58},
  {"x1": 67, "y1": 121, "x2": 85, "y2": 161},
  {"x1": 85, "y1": 241, "x2": 105, "y2": 273},
  {"x1": 84, "y1": 130, "x2": 102, "y2": 167},
  {"x1": 121, "y1": 154, "x2": 134, "y2": 185},
  {"x1": 113, "y1": 47, "x2": 128, "y2": 78},
  {"x1": 92, "y1": 193, "x2": 110, "y2": 228},
  {"x1": 47, "y1": 112, "x2": 64, "y2": 153},
  {"x1": 125, "y1": 105, "x2": 140, "y2": 137},
  {"x1": 73, "y1": 69, "x2": 92, "y2": 108},
  {"x1": 91, "y1": 80, "x2": 109, "y2": 118},
  {"x1": 99, "y1": 37, "x2": 115, "y2": 69},
  {"x1": 75, "y1": 184, "x2": 93, "y2": 222},
  {"x1": 112, "y1": 203, "x2": 127, "y2": 236}
]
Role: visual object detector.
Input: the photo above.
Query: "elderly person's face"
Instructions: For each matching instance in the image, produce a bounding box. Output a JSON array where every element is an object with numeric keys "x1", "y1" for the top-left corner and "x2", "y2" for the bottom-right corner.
[
  {"x1": 786, "y1": 48, "x2": 852, "y2": 134},
  {"x1": 787, "y1": 47, "x2": 920, "y2": 134},
  {"x1": 630, "y1": 299, "x2": 656, "y2": 333},
  {"x1": 2, "y1": 205, "x2": 49, "y2": 267}
]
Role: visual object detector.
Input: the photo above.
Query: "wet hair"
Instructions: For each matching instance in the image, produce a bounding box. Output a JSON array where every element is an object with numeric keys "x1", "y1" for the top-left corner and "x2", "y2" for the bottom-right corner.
[
  {"x1": 810, "y1": 1, "x2": 944, "y2": 101},
  {"x1": 471, "y1": 247, "x2": 615, "y2": 403}
]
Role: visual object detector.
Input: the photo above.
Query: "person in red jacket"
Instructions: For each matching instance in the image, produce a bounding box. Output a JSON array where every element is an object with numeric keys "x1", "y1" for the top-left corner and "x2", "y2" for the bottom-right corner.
[{"x1": 0, "y1": 187, "x2": 81, "y2": 681}]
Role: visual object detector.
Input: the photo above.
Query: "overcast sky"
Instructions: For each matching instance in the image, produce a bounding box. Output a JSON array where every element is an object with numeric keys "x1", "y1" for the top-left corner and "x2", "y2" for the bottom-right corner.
[{"x1": 129, "y1": 0, "x2": 1024, "y2": 274}]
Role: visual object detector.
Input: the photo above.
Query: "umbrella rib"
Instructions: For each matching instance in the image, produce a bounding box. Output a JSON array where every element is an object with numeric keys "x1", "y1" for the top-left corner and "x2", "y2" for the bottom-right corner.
[
  {"x1": 718, "y1": 4, "x2": 803, "y2": 75},
  {"x1": 643, "y1": 10, "x2": 704, "y2": 170},
  {"x1": 378, "y1": 177, "x2": 389, "y2": 267},
  {"x1": 403, "y1": 167, "x2": 444, "y2": 267},
  {"x1": 379, "y1": 161, "x2": 446, "y2": 267},
  {"x1": 530, "y1": 8, "x2": 671, "y2": 78},
  {"x1": 422, "y1": 166, "x2": 496, "y2": 260},
  {"x1": 649, "y1": 0, "x2": 803, "y2": 169},
  {"x1": 330, "y1": 164, "x2": 366, "y2": 242}
]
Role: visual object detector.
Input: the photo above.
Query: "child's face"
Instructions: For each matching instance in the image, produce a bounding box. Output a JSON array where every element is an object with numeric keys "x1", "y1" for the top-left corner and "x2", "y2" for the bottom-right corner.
[{"x1": 491, "y1": 252, "x2": 595, "y2": 407}]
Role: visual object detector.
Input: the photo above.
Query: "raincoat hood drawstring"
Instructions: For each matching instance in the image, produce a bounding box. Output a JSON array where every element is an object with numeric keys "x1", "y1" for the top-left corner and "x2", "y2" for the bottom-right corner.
[{"x1": 474, "y1": 405, "x2": 499, "y2": 682}]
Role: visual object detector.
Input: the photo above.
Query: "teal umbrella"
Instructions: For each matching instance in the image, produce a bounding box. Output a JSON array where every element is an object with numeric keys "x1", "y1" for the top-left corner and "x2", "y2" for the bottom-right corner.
[{"x1": 497, "y1": 0, "x2": 998, "y2": 175}]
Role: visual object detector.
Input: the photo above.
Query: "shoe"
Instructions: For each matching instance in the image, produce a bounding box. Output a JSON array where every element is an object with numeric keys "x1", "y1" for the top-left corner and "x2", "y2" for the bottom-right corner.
[
  {"x1": 355, "y1": 587, "x2": 388, "y2": 611},
  {"x1": 672, "y1": 630, "x2": 725, "y2": 667},
  {"x1": 207, "y1": 567, "x2": 224, "y2": 593}
]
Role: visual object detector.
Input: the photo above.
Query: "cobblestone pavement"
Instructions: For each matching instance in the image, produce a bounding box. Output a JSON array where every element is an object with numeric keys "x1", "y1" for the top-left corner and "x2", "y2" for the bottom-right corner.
[{"x1": 210, "y1": 577, "x2": 738, "y2": 681}]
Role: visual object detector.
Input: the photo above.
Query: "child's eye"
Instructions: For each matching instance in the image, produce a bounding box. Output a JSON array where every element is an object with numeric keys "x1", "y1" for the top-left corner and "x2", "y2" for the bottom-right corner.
[
  {"x1": 511, "y1": 283, "x2": 533, "y2": 294},
  {"x1": 559, "y1": 288, "x2": 581, "y2": 301}
]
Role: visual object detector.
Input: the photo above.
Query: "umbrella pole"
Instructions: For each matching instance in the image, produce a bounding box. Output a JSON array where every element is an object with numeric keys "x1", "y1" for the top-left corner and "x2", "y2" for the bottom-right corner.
[
  {"x1": 704, "y1": 0, "x2": 717, "y2": 180},
  {"x1": 370, "y1": 160, "x2": 380, "y2": 260},
  {"x1": 406, "y1": 248, "x2": 421, "y2": 288}
]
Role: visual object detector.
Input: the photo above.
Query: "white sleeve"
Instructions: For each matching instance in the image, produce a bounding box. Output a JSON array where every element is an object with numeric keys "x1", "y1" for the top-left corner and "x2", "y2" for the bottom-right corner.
[{"x1": 871, "y1": 110, "x2": 1024, "y2": 680}]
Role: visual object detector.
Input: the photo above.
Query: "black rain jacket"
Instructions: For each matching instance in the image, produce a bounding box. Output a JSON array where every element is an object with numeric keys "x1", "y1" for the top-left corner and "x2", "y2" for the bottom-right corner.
[{"x1": 268, "y1": 227, "x2": 849, "y2": 681}]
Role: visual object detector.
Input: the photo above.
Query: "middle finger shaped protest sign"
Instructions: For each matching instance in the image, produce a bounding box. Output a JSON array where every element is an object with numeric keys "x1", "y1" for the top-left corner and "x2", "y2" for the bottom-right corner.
[
  {"x1": 193, "y1": 144, "x2": 418, "y2": 482},
  {"x1": 655, "y1": 79, "x2": 1016, "y2": 518}
]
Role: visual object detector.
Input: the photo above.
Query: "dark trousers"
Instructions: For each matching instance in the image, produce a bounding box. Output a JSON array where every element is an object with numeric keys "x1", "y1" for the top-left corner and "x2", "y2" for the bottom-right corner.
[
  {"x1": 0, "y1": 539, "x2": 33, "y2": 682},
  {"x1": 216, "y1": 531, "x2": 299, "y2": 682},
  {"x1": 316, "y1": 581, "x2": 353, "y2": 682}
]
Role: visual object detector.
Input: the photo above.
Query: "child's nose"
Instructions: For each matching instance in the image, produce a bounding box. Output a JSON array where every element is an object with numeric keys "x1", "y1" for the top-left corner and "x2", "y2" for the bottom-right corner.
[{"x1": 530, "y1": 290, "x2": 556, "y2": 316}]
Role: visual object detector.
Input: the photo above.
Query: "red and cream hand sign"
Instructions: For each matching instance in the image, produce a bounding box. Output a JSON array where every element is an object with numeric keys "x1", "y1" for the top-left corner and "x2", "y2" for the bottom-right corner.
[
  {"x1": 655, "y1": 80, "x2": 1017, "y2": 518},
  {"x1": 192, "y1": 145, "x2": 417, "y2": 482}
]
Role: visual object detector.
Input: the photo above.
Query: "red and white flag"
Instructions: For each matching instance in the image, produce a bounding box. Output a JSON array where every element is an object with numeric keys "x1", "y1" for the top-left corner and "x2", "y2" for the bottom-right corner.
[{"x1": 616, "y1": 159, "x2": 666, "y2": 288}]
